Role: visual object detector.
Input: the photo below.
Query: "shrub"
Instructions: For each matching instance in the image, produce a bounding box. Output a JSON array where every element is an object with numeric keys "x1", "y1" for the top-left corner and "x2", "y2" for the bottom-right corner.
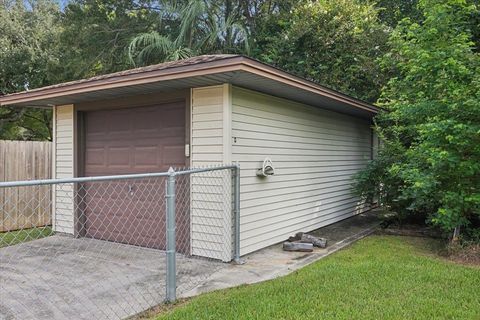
[{"x1": 354, "y1": 0, "x2": 480, "y2": 240}]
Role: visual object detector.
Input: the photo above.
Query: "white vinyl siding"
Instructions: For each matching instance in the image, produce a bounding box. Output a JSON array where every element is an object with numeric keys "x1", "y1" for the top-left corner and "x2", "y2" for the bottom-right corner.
[
  {"x1": 190, "y1": 85, "x2": 232, "y2": 261},
  {"x1": 53, "y1": 105, "x2": 75, "y2": 234},
  {"x1": 232, "y1": 87, "x2": 372, "y2": 255}
]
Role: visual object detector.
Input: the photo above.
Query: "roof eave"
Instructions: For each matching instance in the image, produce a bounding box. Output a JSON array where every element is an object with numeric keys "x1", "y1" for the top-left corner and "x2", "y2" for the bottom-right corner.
[
  {"x1": 0, "y1": 56, "x2": 245, "y2": 107},
  {"x1": 0, "y1": 55, "x2": 379, "y2": 115},
  {"x1": 238, "y1": 57, "x2": 378, "y2": 114}
]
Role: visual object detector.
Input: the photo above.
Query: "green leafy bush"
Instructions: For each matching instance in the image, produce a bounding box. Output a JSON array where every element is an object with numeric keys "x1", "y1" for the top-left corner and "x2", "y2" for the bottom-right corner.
[{"x1": 355, "y1": 0, "x2": 480, "y2": 238}]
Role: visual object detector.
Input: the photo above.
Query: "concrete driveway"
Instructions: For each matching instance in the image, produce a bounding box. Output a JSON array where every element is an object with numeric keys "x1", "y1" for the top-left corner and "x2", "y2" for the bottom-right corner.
[
  {"x1": 0, "y1": 236, "x2": 226, "y2": 320},
  {"x1": 0, "y1": 212, "x2": 381, "y2": 320}
]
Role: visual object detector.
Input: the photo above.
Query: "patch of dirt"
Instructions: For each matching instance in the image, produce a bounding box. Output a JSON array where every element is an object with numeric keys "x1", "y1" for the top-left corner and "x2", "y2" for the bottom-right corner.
[
  {"x1": 376, "y1": 223, "x2": 479, "y2": 267},
  {"x1": 130, "y1": 298, "x2": 191, "y2": 319},
  {"x1": 376, "y1": 223, "x2": 443, "y2": 239},
  {"x1": 444, "y1": 243, "x2": 480, "y2": 267},
  {"x1": 309, "y1": 210, "x2": 382, "y2": 244}
]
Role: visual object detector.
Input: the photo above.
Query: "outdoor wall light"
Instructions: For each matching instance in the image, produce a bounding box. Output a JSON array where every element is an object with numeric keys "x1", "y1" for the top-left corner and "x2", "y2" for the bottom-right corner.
[{"x1": 256, "y1": 158, "x2": 275, "y2": 177}]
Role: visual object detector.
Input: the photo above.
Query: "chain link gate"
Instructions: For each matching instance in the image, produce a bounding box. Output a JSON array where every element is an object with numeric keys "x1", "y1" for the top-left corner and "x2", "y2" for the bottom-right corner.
[{"x1": 0, "y1": 165, "x2": 240, "y2": 320}]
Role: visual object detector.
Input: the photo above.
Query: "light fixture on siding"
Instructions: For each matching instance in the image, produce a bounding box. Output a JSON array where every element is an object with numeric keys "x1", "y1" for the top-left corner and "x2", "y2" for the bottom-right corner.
[{"x1": 256, "y1": 158, "x2": 275, "y2": 177}]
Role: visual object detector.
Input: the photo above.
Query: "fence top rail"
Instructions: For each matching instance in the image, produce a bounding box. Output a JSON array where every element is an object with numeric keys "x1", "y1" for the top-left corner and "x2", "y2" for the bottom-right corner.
[{"x1": 0, "y1": 164, "x2": 239, "y2": 188}]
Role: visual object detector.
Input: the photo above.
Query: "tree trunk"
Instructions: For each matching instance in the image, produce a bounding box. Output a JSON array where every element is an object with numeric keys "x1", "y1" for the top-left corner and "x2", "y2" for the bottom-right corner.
[{"x1": 452, "y1": 225, "x2": 461, "y2": 243}]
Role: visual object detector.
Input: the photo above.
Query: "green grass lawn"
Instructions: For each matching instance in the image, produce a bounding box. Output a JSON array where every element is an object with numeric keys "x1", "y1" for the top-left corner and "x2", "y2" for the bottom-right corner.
[
  {"x1": 155, "y1": 236, "x2": 480, "y2": 320},
  {"x1": 0, "y1": 226, "x2": 52, "y2": 248}
]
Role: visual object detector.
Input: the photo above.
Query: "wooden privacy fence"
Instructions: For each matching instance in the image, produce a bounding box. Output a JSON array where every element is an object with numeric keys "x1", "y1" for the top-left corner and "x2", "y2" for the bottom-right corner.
[{"x1": 0, "y1": 140, "x2": 52, "y2": 232}]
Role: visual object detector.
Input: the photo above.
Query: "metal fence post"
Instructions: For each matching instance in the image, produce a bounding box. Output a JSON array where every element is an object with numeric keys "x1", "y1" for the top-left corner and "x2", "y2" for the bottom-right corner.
[
  {"x1": 233, "y1": 163, "x2": 244, "y2": 264},
  {"x1": 166, "y1": 167, "x2": 176, "y2": 302}
]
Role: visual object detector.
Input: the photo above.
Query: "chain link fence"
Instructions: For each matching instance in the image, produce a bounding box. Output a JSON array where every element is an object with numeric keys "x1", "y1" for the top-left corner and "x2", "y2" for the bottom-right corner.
[{"x1": 0, "y1": 165, "x2": 239, "y2": 320}]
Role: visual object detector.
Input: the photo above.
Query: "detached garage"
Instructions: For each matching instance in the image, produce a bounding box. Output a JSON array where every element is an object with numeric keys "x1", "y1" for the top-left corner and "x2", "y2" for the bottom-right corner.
[{"x1": 0, "y1": 55, "x2": 378, "y2": 260}]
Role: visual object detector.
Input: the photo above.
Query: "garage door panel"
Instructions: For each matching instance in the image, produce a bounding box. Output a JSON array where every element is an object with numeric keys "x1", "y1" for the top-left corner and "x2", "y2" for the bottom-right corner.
[
  {"x1": 85, "y1": 113, "x2": 107, "y2": 135},
  {"x1": 161, "y1": 105, "x2": 186, "y2": 126},
  {"x1": 108, "y1": 112, "x2": 133, "y2": 133},
  {"x1": 85, "y1": 147, "x2": 105, "y2": 166},
  {"x1": 163, "y1": 145, "x2": 186, "y2": 166},
  {"x1": 133, "y1": 146, "x2": 159, "y2": 167},
  {"x1": 107, "y1": 147, "x2": 131, "y2": 166},
  {"x1": 159, "y1": 126, "x2": 185, "y2": 135},
  {"x1": 83, "y1": 101, "x2": 189, "y2": 252},
  {"x1": 133, "y1": 110, "x2": 160, "y2": 132}
]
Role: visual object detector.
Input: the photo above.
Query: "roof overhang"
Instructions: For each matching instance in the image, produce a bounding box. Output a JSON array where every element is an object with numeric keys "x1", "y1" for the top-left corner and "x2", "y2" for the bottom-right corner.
[{"x1": 0, "y1": 56, "x2": 379, "y2": 119}]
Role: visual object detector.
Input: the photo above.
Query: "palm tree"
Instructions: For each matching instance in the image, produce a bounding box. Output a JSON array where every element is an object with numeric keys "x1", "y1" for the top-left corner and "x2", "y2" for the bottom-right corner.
[{"x1": 128, "y1": 0, "x2": 251, "y2": 66}]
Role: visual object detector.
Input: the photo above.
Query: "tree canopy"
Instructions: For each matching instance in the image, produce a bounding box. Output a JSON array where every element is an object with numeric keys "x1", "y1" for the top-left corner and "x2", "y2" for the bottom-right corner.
[
  {"x1": 255, "y1": 0, "x2": 389, "y2": 102},
  {"x1": 0, "y1": 0, "x2": 61, "y2": 140}
]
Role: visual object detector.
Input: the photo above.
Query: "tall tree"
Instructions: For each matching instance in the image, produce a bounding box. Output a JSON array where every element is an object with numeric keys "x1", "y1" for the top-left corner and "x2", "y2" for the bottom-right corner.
[
  {"x1": 128, "y1": 0, "x2": 294, "y2": 66},
  {"x1": 0, "y1": 0, "x2": 61, "y2": 140},
  {"x1": 255, "y1": 0, "x2": 389, "y2": 103},
  {"x1": 58, "y1": 0, "x2": 158, "y2": 79},
  {"x1": 129, "y1": 0, "x2": 253, "y2": 65}
]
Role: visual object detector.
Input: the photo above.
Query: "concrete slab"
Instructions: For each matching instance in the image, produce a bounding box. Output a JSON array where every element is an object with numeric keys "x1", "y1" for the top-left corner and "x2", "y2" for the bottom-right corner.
[
  {"x1": 183, "y1": 210, "x2": 381, "y2": 297},
  {"x1": 0, "y1": 236, "x2": 226, "y2": 320}
]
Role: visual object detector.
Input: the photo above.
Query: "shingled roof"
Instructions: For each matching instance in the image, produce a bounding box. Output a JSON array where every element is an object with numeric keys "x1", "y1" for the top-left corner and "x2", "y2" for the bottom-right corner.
[{"x1": 3, "y1": 55, "x2": 237, "y2": 98}]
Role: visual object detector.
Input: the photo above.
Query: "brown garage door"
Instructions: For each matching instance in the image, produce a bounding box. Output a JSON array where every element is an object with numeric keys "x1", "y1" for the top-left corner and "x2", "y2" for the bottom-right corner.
[{"x1": 82, "y1": 101, "x2": 189, "y2": 252}]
